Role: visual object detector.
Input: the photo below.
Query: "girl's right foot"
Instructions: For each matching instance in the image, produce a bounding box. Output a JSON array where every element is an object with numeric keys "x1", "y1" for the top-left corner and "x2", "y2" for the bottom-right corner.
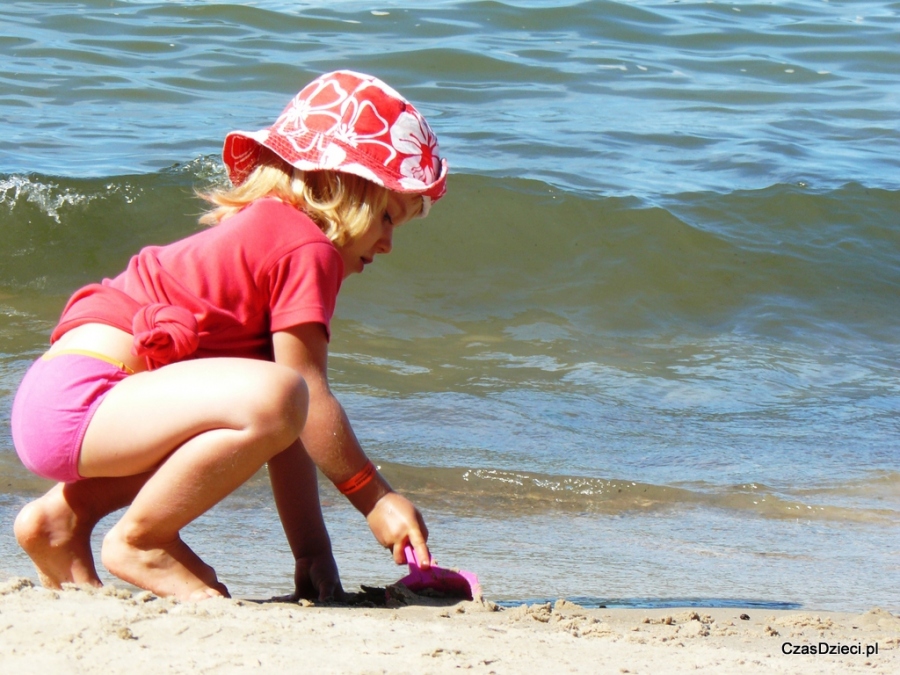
[{"x1": 101, "y1": 523, "x2": 229, "y2": 601}]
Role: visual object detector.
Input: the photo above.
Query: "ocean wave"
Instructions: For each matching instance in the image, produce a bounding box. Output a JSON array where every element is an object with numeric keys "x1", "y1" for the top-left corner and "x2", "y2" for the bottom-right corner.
[
  {"x1": 378, "y1": 463, "x2": 900, "y2": 524},
  {"x1": 2, "y1": 169, "x2": 897, "y2": 345}
]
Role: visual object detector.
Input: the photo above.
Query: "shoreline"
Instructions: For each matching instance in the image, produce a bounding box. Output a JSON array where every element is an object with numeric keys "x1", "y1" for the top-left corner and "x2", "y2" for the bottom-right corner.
[{"x1": 1, "y1": 576, "x2": 897, "y2": 674}]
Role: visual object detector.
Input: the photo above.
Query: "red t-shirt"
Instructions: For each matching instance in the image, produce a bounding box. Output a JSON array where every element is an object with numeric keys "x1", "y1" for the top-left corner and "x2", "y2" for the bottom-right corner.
[{"x1": 51, "y1": 198, "x2": 344, "y2": 364}]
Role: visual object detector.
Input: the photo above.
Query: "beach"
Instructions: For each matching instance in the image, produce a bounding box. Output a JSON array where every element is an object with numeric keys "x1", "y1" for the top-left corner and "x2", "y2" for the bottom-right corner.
[
  {"x1": 0, "y1": 576, "x2": 897, "y2": 674},
  {"x1": 1, "y1": 0, "x2": 898, "y2": 648}
]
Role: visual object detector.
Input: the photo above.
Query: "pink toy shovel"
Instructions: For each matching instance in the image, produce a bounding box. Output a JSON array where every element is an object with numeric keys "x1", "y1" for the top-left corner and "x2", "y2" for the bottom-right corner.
[{"x1": 397, "y1": 545, "x2": 482, "y2": 601}]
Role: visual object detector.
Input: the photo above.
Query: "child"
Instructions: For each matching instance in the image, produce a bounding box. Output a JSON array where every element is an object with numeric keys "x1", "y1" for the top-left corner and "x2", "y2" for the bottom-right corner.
[{"x1": 10, "y1": 70, "x2": 447, "y2": 601}]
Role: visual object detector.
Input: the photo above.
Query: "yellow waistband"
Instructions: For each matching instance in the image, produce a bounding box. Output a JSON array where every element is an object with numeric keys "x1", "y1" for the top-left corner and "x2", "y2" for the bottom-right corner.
[{"x1": 42, "y1": 349, "x2": 135, "y2": 375}]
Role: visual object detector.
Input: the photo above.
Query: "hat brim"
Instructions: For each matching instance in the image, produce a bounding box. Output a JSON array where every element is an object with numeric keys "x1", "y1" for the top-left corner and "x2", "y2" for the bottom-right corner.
[{"x1": 223, "y1": 131, "x2": 447, "y2": 217}]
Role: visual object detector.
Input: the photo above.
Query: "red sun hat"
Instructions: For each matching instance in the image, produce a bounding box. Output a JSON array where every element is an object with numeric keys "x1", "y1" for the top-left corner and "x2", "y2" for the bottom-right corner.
[{"x1": 223, "y1": 70, "x2": 448, "y2": 216}]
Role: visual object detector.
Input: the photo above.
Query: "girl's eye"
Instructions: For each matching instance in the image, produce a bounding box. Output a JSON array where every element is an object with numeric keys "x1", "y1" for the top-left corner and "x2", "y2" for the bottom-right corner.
[{"x1": 383, "y1": 212, "x2": 394, "y2": 225}]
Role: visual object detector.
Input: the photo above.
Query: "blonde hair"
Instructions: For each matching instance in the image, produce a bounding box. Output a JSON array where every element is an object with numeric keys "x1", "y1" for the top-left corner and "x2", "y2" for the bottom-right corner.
[{"x1": 198, "y1": 148, "x2": 391, "y2": 246}]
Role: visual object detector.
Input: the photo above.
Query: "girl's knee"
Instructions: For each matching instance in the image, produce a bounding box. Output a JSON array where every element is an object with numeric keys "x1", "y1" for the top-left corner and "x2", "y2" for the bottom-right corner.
[
  {"x1": 278, "y1": 369, "x2": 309, "y2": 433},
  {"x1": 251, "y1": 368, "x2": 309, "y2": 443}
]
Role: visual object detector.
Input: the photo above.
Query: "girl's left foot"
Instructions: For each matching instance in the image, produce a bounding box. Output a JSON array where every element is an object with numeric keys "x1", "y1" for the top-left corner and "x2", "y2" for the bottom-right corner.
[{"x1": 13, "y1": 484, "x2": 103, "y2": 589}]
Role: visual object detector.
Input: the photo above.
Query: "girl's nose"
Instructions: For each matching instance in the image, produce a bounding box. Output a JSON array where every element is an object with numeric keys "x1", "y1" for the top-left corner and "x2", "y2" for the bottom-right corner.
[{"x1": 377, "y1": 227, "x2": 393, "y2": 254}]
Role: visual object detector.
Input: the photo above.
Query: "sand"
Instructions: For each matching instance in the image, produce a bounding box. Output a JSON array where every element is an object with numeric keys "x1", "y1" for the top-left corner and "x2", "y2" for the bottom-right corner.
[{"x1": 0, "y1": 576, "x2": 897, "y2": 674}]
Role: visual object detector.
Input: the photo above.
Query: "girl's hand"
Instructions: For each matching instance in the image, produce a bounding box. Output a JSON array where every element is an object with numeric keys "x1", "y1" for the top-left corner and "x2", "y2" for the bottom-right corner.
[
  {"x1": 274, "y1": 551, "x2": 344, "y2": 602},
  {"x1": 365, "y1": 491, "x2": 430, "y2": 567}
]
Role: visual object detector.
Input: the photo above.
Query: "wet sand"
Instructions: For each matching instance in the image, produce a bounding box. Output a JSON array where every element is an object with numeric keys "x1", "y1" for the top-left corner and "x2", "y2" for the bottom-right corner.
[{"x1": 0, "y1": 576, "x2": 897, "y2": 674}]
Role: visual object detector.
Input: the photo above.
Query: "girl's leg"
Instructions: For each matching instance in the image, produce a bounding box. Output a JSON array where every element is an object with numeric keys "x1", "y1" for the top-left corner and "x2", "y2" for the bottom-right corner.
[
  {"x1": 78, "y1": 357, "x2": 308, "y2": 600},
  {"x1": 14, "y1": 473, "x2": 150, "y2": 589}
]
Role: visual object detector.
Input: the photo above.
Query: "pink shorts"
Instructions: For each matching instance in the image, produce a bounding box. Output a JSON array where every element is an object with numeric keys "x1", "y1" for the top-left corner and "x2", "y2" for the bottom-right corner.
[{"x1": 11, "y1": 351, "x2": 132, "y2": 483}]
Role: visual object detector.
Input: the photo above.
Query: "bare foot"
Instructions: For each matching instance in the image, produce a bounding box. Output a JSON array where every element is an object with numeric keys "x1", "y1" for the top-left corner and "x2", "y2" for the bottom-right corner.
[
  {"x1": 101, "y1": 524, "x2": 230, "y2": 601},
  {"x1": 13, "y1": 485, "x2": 103, "y2": 589}
]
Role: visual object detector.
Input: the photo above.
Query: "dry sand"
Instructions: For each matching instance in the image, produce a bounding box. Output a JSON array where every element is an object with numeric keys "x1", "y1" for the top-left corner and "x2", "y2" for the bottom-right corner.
[{"x1": 0, "y1": 576, "x2": 897, "y2": 674}]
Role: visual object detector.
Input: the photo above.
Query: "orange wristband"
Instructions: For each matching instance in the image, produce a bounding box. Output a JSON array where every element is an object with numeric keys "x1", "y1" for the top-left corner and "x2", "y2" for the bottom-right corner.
[{"x1": 335, "y1": 461, "x2": 377, "y2": 496}]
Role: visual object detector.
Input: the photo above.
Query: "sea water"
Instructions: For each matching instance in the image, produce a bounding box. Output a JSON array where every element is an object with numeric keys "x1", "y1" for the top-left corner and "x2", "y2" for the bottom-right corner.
[{"x1": 0, "y1": 0, "x2": 898, "y2": 611}]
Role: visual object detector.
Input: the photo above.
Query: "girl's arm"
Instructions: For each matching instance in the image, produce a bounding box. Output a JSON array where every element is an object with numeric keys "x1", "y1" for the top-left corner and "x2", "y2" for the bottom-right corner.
[
  {"x1": 267, "y1": 440, "x2": 342, "y2": 601},
  {"x1": 271, "y1": 322, "x2": 431, "y2": 567}
]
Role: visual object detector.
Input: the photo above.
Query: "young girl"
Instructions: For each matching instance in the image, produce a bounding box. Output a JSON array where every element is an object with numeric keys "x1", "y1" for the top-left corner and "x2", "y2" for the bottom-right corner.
[{"x1": 10, "y1": 70, "x2": 447, "y2": 601}]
